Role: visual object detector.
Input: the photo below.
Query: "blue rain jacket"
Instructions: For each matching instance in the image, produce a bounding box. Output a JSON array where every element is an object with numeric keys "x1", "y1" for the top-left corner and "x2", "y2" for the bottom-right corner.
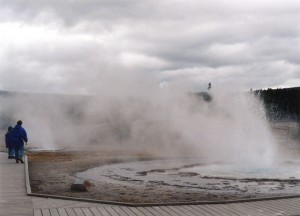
[
  {"x1": 11, "y1": 125, "x2": 28, "y2": 147},
  {"x1": 5, "y1": 131, "x2": 14, "y2": 148}
]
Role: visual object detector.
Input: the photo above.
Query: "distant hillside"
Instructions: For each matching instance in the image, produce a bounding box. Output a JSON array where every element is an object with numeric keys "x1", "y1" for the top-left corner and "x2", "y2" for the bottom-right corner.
[{"x1": 254, "y1": 87, "x2": 300, "y2": 122}]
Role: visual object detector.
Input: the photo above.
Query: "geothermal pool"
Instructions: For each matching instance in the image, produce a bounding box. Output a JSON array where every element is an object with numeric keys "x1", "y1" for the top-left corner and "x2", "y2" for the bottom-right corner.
[
  {"x1": 77, "y1": 158, "x2": 300, "y2": 181},
  {"x1": 77, "y1": 158, "x2": 300, "y2": 199},
  {"x1": 173, "y1": 160, "x2": 300, "y2": 179}
]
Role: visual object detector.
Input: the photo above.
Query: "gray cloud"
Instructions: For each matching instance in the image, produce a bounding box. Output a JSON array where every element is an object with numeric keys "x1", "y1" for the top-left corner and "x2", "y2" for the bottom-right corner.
[
  {"x1": 0, "y1": 0, "x2": 300, "y2": 94},
  {"x1": 2, "y1": 1, "x2": 298, "y2": 163}
]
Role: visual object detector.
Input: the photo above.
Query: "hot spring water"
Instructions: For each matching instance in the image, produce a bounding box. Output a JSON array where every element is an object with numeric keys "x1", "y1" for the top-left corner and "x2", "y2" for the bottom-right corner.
[{"x1": 77, "y1": 91, "x2": 300, "y2": 192}]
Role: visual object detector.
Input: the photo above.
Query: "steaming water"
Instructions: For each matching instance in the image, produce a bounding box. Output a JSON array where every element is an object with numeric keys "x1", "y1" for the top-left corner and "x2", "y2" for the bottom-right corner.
[
  {"x1": 0, "y1": 88, "x2": 278, "y2": 168},
  {"x1": 173, "y1": 90, "x2": 277, "y2": 166},
  {"x1": 179, "y1": 161, "x2": 300, "y2": 179},
  {"x1": 78, "y1": 158, "x2": 300, "y2": 182}
]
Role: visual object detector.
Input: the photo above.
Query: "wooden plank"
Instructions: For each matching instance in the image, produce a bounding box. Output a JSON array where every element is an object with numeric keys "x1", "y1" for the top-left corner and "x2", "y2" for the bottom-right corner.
[
  {"x1": 73, "y1": 208, "x2": 85, "y2": 216},
  {"x1": 227, "y1": 203, "x2": 263, "y2": 216},
  {"x1": 213, "y1": 204, "x2": 243, "y2": 216},
  {"x1": 57, "y1": 208, "x2": 69, "y2": 216},
  {"x1": 202, "y1": 205, "x2": 227, "y2": 216},
  {"x1": 143, "y1": 207, "x2": 163, "y2": 216},
  {"x1": 231, "y1": 203, "x2": 268, "y2": 216},
  {"x1": 49, "y1": 208, "x2": 60, "y2": 216},
  {"x1": 184, "y1": 206, "x2": 210, "y2": 216},
  {"x1": 234, "y1": 203, "x2": 267, "y2": 216},
  {"x1": 280, "y1": 198, "x2": 300, "y2": 205},
  {"x1": 130, "y1": 207, "x2": 150, "y2": 216},
  {"x1": 287, "y1": 198, "x2": 300, "y2": 203},
  {"x1": 42, "y1": 209, "x2": 51, "y2": 216},
  {"x1": 112, "y1": 206, "x2": 128, "y2": 216},
  {"x1": 151, "y1": 206, "x2": 171, "y2": 216},
  {"x1": 160, "y1": 206, "x2": 182, "y2": 216},
  {"x1": 120, "y1": 206, "x2": 140, "y2": 216},
  {"x1": 264, "y1": 200, "x2": 300, "y2": 215},
  {"x1": 182, "y1": 206, "x2": 209, "y2": 216},
  {"x1": 274, "y1": 199, "x2": 300, "y2": 212},
  {"x1": 275, "y1": 199, "x2": 300, "y2": 210},
  {"x1": 252, "y1": 200, "x2": 285, "y2": 212},
  {"x1": 0, "y1": 207, "x2": 31, "y2": 216},
  {"x1": 286, "y1": 200, "x2": 300, "y2": 211},
  {"x1": 65, "y1": 208, "x2": 76, "y2": 216},
  {"x1": 164, "y1": 206, "x2": 186, "y2": 216},
  {"x1": 89, "y1": 207, "x2": 103, "y2": 216},
  {"x1": 30, "y1": 198, "x2": 300, "y2": 216},
  {"x1": 182, "y1": 205, "x2": 211, "y2": 216},
  {"x1": 104, "y1": 206, "x2": 120, "y2": 216},
  {"x1": 189, "y1": 205, "x2": 217, "y2": 216},
  {"x1": 0, "y1": 153, "x2": 33, "y2": 216},
  {"x1": 205, "y1": 205, "x2": 232, "y2": 216},
  {"x1": 171, "y1": 206, "x2": 196, "y2": 216},
  {"x1": 245, "y1": 202, "x2": 277, "y2": 215},
  {"x1": 253, "y1": 200, "x2": 291, "y2": 215},
  {"x1": 34, "y1": 209, "x2": 42, "y2": 216},
  {"x1": 25, "y1": 156, "x2": 31, "y2": 194},
  {"x1": 96, "y1": 207, "x2": 111, "y2": 216},
  {"x1": 82, "y1": 208, "x2": 94, "y2": 216}
]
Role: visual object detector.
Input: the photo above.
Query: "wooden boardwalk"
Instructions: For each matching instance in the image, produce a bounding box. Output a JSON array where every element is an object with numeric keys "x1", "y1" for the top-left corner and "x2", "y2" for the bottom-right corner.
[
  {"x1": 0, "y1": 152, "x2": 33, "y2": 216},
  {"x1": 32, "y1": 197, "x2": 300, "y2": 216},
  {"x1": 1, "y1": 152, "x2": 300, "y2": 216}
]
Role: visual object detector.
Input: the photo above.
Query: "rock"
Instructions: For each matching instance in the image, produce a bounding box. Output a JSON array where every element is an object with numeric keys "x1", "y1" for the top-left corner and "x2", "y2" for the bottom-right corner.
[{"x1": 71, "y1": 179, "x2": 91, "y2": 192}]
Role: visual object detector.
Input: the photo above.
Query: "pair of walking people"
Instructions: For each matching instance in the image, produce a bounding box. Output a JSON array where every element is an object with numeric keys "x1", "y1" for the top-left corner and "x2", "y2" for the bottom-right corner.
[{"x1": 5, "y1": 120, "x2": 28, "y2": 163}]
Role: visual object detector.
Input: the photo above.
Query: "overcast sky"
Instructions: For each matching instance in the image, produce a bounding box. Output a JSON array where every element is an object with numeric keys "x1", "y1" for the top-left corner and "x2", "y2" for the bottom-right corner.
[{"x1": 0, "y1": 0, "x2": 300, "y2": 94}]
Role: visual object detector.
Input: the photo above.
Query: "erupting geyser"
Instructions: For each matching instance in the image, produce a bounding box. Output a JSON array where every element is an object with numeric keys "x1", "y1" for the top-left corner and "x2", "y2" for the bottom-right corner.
[
  {"x1": 0, "y1": 87, "x2": 277, "y2": 168},
  {"x1": 167, "y1": 89, "x2": 277, "y2": 167},
  {"x1": 79, "y1": 88, "x2": 286, "y2": 185}
]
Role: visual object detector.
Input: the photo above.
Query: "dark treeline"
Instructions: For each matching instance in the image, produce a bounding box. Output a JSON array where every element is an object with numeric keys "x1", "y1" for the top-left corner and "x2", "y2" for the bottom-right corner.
[{"x1": 254, "y1": 87, "x2": 300, "y2": 122}]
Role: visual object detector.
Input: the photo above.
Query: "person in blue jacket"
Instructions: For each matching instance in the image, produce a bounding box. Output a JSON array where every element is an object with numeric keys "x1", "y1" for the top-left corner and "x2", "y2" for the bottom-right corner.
[
  {"x1": 5, "y1": 126, "x2": 15, "y2": 159},
  {"x1": 11, "y1": 120, "x2": 28, "y2": 163}
]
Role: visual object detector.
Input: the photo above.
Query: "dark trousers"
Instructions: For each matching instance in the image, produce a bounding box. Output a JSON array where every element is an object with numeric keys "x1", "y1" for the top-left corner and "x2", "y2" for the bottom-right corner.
[{"x1": 14, "y1": 145, "x2": 22, "y2": 162}]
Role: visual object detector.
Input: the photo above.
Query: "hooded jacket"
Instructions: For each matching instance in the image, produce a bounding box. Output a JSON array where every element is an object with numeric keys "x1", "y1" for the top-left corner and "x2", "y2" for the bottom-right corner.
[
  {"x1": 5, "y1": 130, "x2": 13, "y2": 148},
  {"x1": 11, "y1": 124, "x2": 28, "y2": 147}
]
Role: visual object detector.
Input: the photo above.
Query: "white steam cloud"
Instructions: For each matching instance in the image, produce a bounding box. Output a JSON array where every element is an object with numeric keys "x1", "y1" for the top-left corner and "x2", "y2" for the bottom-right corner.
[{"x1": 0, "y1": 79, "x2": 276, "y2": 166}]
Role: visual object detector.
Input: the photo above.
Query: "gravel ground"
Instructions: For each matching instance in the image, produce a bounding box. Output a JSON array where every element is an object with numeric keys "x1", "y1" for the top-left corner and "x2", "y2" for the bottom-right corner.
[{"x1": 28, "y1": 150, "x2": 300, "y2": 204}]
